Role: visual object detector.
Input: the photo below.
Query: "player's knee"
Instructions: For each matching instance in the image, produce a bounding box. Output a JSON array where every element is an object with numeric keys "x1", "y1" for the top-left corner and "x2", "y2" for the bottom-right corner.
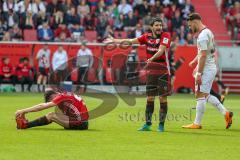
[
  {"x1": 46, "y1": 112, "x2": 56, "y2": 120},
  {"x1": 159, "y1": 96, "x2": 167, "y2": 103},
  {"x1": 195, "y1": 92, "x2": 209, "y2": 99},
  {"x1": 147, "y1": 96, "x2": 155, "y2": 102}
]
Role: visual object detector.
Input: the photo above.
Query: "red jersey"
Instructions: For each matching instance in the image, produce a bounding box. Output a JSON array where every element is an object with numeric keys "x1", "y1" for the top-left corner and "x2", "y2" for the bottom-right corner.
[
  {"x1": 18, "y1": 64, "x2": 32, "y2": 77},
  {"x1": 0, "y1": 63, "x2": 13, "y2": 75},
  {"x1": 137, "y1": 32, "x2": 171, "y2": 62},
  {"x1": 52, "y1": 93, "x2": 89, "y2": 122},
  {"x1": 138, "y1": 32, "x2": 171, "y2": 75}
]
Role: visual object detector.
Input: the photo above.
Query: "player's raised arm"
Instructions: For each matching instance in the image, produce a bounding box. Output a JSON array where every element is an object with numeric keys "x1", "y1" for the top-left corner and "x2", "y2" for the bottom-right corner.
[
  {"x1": 15, "y1": 102, "x2": 56, "y2": 118},
  {"x1": 104, "y1": 35, "x2": 140, "y2": 44}
]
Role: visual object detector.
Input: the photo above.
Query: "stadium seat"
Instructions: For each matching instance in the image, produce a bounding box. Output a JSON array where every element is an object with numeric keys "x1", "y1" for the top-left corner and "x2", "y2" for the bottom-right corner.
[
  {"x1": 85, "y1": 30, "x2": 97, "y2": 42},
  {"x1": 23, "y1": 29, "x2": 37, "y2": 41}
]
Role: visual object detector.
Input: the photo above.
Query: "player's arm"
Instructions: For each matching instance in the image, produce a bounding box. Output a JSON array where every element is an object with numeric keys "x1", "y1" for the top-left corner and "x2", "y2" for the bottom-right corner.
[
  {"x1": 15, "y1": 102, "x2": 56, "y2": 117},
  {"x1": 189, "y1": 55, "x2": 198, "y2": 68},
  {"x1": 147, "y1": 45, "x2": 166, "y2": 62},
  {"x1": 195, "y1": 50, "x2": 207, "y2": 85},
  {"x1": 104, "y1": 35, "x2": 140, "y2": 44}
]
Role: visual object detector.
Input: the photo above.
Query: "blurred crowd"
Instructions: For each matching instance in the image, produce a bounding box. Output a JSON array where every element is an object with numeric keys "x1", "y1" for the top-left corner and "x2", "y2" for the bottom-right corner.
[
  {"x1": 0, "y1": 0, "x2": 196, "y2": 45},
  {"x1": 221, "y1": 0, "x2": 240, "y2": 44}
]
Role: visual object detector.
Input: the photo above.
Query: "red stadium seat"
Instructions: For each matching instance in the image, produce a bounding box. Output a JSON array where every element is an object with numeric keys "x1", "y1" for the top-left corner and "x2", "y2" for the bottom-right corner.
[
  {"x1": 85, "y1": 30, "x2": 97, "y2": 42},
  {"x1": 23, "y1": 29, "x2": 37, "y2": 41}
]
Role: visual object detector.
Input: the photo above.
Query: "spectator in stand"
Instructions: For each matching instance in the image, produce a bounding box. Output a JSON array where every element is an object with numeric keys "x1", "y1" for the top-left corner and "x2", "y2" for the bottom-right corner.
[
  {"x1": 36, "y1": 11, "x2": 48, "y2": 27},
  {"x1": 123, "y1": 11, "x2": 138, "y2": 31},
  {"x1": 37, "y1": 22, "x2": 53, "y2": 41},
  {"x1": 36, "y1": 43, "x2": 51, "y2": 92},
  {"x1": 96, "y1": 0, "x2": 107, "y2": 16},
  {"x1": 22, "y1": 11, "x2": 35, "y2": 29},
  {"x1": 55, "y1": 32, "x2": 73, "y2": 42},
  {"x1": 17, "y1": 57, "x2": 34, "y2": 92},
  {"x1": 52, "y1": 11, "x2": 66, "y2": 29},
  {"x1": 27, "y1": 0, "x2": 46, "y2": 26},
  {"x1": 104, "y1": 25, "x2": 114, "y2": 38},
  {"x1": 6, "y1": 9, "x2": 19, "y2": 29},
  {"x1": 226, "y1": 1, "x2": 240, "y2": 39},
  {"x1": 46, "y1": 0, "x2": 64, "y2": 17},
  {"x1": 9, "y1": 24, "x2": 23, "y2": 41},
  {"x1": 77, "y1": 0, "x2": 90, "y2": 19},
  {"x1": 128, "y1": 23, "x2": 144, "y2": 38},
  {"x1": 171, "y1": 9, "x2": 183, "y2": 33},
  {"x1": 76, "y1": 42, "x2": 93, "y2": 92},
  {"x1": 181, "y1": 0, "x2": 195, "y2": 19},
  {"x1": 0, "y1": 57, "x2": 16, "y2": 88},
  {"x1": 186, "y1": 32, "x2": 194, "y2": 45},
  {"x1": 2, "y1": 31, "x2": 11, "y2": 41},
  {"x1": 134, "y1": 0, "x2": 150, "y2": 17},
  {"x1": 54, "y1": 23, "x2": 71, "y2": 38},
  {"x1": 66, "y1": 6, "x2": 80, "y2": 28},
  {"x1": 52, "y1": 45, "x2": 68, "y2": 85},
  {"x1": 118, "y1": 0, "x2": 133, "y2": 15},
  {"x1": 2, "y1": 0, "x2": 19, "y2": 21},
  {"x1": 70, "y1": 24, "x2": 85, "y2": 42},
  {"x1": 96, "y1": 13, "x2": 108, "y2": 41},
  {"x1": 83, "y1": 14, "x2": 95, "y2": 30},
  {"x1": 0, "y1": 19, "x2": 7, "y2": 40},
  {"x1": 113, "y1": 13, "x2": 125, "y2": 30}
]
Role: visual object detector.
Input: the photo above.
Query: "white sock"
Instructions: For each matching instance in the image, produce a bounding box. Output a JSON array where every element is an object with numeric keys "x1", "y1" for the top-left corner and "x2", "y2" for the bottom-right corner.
[
  {"x1": 206, "y1": 95, "x2": 227, "y2": 115},
  {"x1": 194, "y1": 98, "x2": 206, "y2": 125}
]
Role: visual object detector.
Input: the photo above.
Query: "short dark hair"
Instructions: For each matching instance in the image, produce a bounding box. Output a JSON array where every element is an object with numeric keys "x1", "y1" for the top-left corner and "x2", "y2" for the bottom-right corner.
[
  {"x1": 187, "y1": 13, "x2": 202, "y2": 21},
  {"x1": 44, "y1": 89, "x2": 57, "y2": 102},
  {"x1": 150, "y1": 17, "x2": 163, "y2": 26}
]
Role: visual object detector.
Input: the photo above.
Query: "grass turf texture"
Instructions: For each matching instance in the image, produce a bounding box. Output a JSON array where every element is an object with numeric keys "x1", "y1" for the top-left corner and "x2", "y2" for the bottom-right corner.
[{"x1": 0, "y1": 93, "x2": 240, "y2": 160}]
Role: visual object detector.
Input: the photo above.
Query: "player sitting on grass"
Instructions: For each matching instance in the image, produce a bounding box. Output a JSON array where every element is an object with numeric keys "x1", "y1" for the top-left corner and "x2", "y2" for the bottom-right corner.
[{"x1": 15, "y1": 89, "x2": 89, "y2": 130}]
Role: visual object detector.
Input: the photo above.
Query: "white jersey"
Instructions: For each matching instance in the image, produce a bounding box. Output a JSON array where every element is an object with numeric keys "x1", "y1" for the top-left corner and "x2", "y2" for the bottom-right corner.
[{"x1": 197, "y1": 28, "x2": 216, "y2": 71}]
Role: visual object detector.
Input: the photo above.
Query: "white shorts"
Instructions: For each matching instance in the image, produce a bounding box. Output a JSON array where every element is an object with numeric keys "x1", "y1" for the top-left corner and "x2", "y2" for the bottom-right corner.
[{"x1": 195, "y1": 68, "x2": 217, "y2": 93}]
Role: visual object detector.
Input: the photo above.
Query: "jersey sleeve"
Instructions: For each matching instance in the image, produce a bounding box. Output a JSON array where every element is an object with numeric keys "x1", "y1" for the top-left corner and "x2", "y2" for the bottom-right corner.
[
  {"x1": 137, "y1": 34, "x2": 148, "y2": 45},
  {"x1": 160, "y1": 32, "x2": 171, "y2": 48},
  {"x1": 52, "y1": 94, "x2": 65, "y2": 105},
  {"x1": 198, "y1": 33, "x2": 208, "y2": 51}
]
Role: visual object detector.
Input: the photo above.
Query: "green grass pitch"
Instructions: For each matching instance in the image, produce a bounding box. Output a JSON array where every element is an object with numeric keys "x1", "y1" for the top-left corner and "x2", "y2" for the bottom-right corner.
[{"x1": 0, "y1": 93, "x2": 240, "y2": 160}]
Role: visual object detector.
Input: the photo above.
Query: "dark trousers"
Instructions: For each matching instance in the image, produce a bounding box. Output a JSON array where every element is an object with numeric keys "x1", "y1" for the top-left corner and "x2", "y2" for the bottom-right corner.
[
  {"x1": 0, "y1": 75, "x2": 16, "y2": 86},
  {"x1": 19, "y1": 76, "x2": 33, "y2": 92}
]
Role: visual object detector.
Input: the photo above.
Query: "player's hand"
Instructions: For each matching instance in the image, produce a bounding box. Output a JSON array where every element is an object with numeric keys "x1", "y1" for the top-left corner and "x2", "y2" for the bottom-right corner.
[
  {"x1": 15, "y1": 110, "x2": 26, "y2": 118},
  {"x1": 225, "y1": 87, "x2": 229, "y2": 95},
  {"x1": 189, "y1": 60, "x2": 195, "y2": 68},
  {"x1": 104, "y1": 35, "x2": 114, "y2": 43},
  {"x1": 195, "y1": 74, "x2": 202, "y2": 85}
]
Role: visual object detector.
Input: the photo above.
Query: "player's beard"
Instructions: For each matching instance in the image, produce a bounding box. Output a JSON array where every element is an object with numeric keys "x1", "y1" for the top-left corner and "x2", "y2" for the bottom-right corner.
[{"x1": 154, "y1": 29, "x2": 162, "y2": 38}]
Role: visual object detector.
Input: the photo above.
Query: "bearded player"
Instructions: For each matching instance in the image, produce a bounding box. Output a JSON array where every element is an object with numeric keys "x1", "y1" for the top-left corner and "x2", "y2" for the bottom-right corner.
[
  {"x1": 105, "y1": 17, "x2": 172, "y2": 132},
  {"x1": 182, "y1": 13, "x2": 233, "y2": 129},
  {"x1": 15, "y1": 89, "x2": 89, "y2": 130}
]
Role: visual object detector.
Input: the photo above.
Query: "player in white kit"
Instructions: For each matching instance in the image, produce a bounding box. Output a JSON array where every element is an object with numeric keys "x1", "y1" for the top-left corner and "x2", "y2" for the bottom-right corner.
[{"x1": 182, "y1": 13, "x2": 233, "y2": 129}]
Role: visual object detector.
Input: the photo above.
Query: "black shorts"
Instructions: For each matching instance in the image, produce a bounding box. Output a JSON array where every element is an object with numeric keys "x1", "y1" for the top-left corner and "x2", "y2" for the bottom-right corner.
[
  {"x1": 146, "y1": 73, "x2": 172, "y2": 97},
  {"x1": 39, "y1": 67, "x2": 48, "y2": 76},
  {"x1": 66, "y1": 121, "x2": 88, "y2": 130}
]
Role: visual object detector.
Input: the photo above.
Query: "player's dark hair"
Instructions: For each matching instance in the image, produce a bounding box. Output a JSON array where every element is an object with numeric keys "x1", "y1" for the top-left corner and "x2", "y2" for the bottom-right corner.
[
  {"x1": 187, "y1": 13, "x2": 202, "y2": 21},
  {"x1": 44, "y1": 90, "x2": 58, "y2": 102},
  {"x1": 150, "y1": 17, "x2": 163, "y2": 26}
]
